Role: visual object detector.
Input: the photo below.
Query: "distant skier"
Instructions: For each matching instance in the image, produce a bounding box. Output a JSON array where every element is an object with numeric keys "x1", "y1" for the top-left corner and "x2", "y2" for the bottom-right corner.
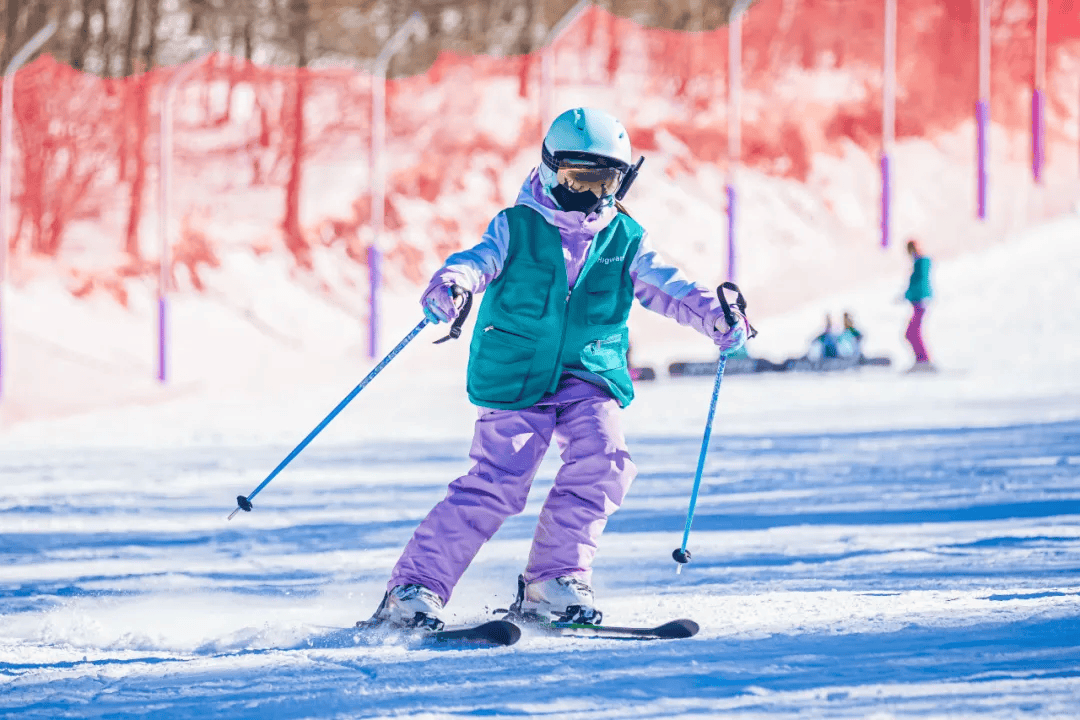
[
  {"x1": 368, "y1": 107, "x2": 749, "y2": 630},
  {"x1": 903, "y1": 238, "x2": 934, "y2": 372}
]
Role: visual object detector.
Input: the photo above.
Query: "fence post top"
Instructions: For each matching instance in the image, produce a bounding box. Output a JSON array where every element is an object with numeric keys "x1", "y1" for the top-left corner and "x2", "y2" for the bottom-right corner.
[{"x1": 4, "y1": 21, "x2": 58, "y2": 79}]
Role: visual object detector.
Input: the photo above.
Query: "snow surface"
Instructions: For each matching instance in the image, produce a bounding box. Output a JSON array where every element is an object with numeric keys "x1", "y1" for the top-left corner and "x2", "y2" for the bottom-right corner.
[{"x1": 1, "y1": 208, "x2": 1079, "y2": 717}]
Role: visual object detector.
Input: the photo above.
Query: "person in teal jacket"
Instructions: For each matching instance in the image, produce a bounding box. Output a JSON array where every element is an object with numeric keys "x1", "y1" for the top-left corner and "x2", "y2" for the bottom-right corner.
[
  {"x1": 364, "y1": 108, "x2": 750, "y2": 630},
  {"x1": 904, "y1": 239, "x2": 934, "y2": 371}
]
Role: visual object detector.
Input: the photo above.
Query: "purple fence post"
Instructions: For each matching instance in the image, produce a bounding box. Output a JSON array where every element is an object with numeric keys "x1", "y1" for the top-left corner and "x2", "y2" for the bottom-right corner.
[
  {"x1": 1033, "y1": 0, "x2": 1047, "y2": 185},
  {"x1": 158, "y1": 47, "x2": 209, "y2": 385},
  {"x1": 369, "y1": 14, "x2": 423, "y2": 360},
  {"x1": 1032, "y1": 89, "x2": 1045, "y2": 184},
  {"x1": 976, "y1": 99, "x2": 989, "y2": 219},
  {"x1": 157, "y1": 297, "x2": 167, "y2": 382},
  {"x1": 725, "y1": 183, "x2": 736, "y2": 282},
  {"x1": 368, "y1": 244, "x2": 380, "y2": 361},
  {"x1": 880, "y1": 0, "x2": 896, "y2": 250},
  {"x1": 880, "y1": 152, "x2": 891, "y2": 249}
]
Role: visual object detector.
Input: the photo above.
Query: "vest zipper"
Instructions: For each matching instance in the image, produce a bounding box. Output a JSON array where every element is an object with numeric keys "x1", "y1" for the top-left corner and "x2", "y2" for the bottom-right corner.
[
  {"x1": 549, "y1": 288, "x2": 573, "y2": 390},
  {"x1": 483, "y1": 325, "x2": 530, "y2": 340}
]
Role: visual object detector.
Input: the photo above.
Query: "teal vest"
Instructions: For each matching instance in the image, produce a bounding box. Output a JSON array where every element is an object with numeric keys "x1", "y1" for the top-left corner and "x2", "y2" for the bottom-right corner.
[{"x1": 466, "y1": 205, "x2": 644, "y2": 410}]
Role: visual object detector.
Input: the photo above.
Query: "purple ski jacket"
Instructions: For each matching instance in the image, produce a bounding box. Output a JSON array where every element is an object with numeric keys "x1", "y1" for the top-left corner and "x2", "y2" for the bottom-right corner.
[{"x1": 423, "y1": 170, "x2": 735, "y2": 343}]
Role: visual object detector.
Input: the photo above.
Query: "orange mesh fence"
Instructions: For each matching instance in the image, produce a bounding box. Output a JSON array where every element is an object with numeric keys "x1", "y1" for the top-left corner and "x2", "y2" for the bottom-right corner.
[{"x1": 0, "y1": 1, "x2": 1077, "y2": 289}]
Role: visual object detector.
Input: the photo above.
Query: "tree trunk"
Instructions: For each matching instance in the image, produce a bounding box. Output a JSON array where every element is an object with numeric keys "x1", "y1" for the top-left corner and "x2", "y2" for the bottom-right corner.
[
  {"x1": 124, "y1": 76, "x2": 148, "y2": 259},
  {"x1": 95, "y1": 0, "x2": 112, "y2": 76},
  {"x1": 281, "y1": 0, "x2": 311, "y2": 266},
  {"x1": 70, "y1": 0, "x2": 94, "y2": 71},
  {"x1": 1, "y1": 0, "x2": 17, "y2": 73},
  {"x1": 123, "y1": 0, "x2": 142, "y2": 78},
  {"x1": 281, "y1": 73, "x2": 309, "y2": 266},
  {"x1": 143, "y1": 0, "x2": 161, "y2": 70},
  {"x1": 242, "y1": 16, "x2": 255, "y2": 61}
]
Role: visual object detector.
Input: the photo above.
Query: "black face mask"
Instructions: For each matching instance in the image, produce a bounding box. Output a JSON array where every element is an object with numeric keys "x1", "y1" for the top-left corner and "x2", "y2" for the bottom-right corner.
[{"x1": 552, "y1": 183, "x2": 603, "y2": 214}]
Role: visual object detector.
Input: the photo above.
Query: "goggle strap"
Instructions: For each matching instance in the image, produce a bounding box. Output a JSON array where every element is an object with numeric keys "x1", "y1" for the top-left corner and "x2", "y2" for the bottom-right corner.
[
  {"x1": 542, "y1": 145, "x2": 631, "y2": 173},
  {"x1": 614, "y1": 156, "x2": 645, "y2": 201}
]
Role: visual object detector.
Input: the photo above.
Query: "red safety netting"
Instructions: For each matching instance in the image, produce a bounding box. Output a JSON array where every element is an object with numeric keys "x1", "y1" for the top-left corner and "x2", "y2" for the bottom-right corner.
[{"x1": 0, "y1": 1, "x2": 1077, "y2": 296}]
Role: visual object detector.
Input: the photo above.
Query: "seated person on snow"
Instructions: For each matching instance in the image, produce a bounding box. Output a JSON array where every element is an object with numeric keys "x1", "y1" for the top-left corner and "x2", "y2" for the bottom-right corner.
[
  {"x1": 835, "y1": 311, "x2": 863, "y2": 360},
  {"x1": 805, "y1": 314, "x2": 840, "y2": 362}
]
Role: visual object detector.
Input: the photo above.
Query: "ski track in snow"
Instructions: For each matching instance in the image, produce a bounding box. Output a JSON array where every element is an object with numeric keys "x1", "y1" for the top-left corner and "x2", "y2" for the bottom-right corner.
[{"x1": 2, "y1": 414, "x2": 1079, "y2": 719}]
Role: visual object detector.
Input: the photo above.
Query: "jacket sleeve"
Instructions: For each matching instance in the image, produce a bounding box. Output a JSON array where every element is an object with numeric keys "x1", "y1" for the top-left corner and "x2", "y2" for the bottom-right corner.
[
  {"x1": 629, "y1": 231, "x2": 733, "y2": 340},
  {"x1": 424, "y1": 212, "x2": 509, "y2": 296}
]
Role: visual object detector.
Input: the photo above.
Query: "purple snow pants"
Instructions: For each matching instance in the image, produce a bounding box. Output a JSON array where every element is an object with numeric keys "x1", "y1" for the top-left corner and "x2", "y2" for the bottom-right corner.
[
  {"x1": 387, "y1": 377, "x2": 636, "y2": 604},
  {"x1": 906, "y1": 302, "x2": 930, "y2": 363}
]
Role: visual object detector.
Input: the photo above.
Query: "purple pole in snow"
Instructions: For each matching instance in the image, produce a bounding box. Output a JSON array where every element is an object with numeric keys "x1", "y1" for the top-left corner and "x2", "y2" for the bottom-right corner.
[
  {"x1": 976, "y1": 0, "x2": 990, "y2": 220},
  {"x1": 158, "y1": 47, "x2": 209, "y2": 384},
  {"x1": 725, "y1": 0, "x2": 751, "y2": 283},
  {"x1": 725, "y1": 184, "x2": 736, "y2": 282},
  {"x1": 369, "y1": 14, "x2": 423, "y2": 360},
  {"x1": 1032, "y1": 89, "x2": 1046, "y2": 184},
  {"x1": 0, "y1": 21, "x2": 56, "y2": 402},
  {"x1": 880, "y1": 0, "x2": 896, "y2": 249},
  {"x1": 880, "y1": 153, "x2": 891, "y2": 249},
  {"x1": 976, "y1": 100, "x2": 989, "y2": 219},
  {"x1": 1033, "y1": 0, "x2": 1047, "y2": 184},
  {"x1": 367, "y1": 244, "x2": 379, "y2": 359}
]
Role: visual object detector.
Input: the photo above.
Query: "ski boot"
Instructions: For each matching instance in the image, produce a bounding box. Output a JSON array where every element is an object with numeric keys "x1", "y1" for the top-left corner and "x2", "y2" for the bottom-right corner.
[
  {"x1": 506, "y1": 574, "x2": 603, "y2": 625},
  {"x1": 359, "y1": 584, "x2": 446, "y2": 632}
]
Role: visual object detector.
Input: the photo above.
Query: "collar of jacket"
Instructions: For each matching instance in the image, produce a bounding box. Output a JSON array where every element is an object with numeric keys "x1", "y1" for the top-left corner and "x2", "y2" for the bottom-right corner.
[{"x1": 516, "y1": 169, "x2": 619, "y2": 239}]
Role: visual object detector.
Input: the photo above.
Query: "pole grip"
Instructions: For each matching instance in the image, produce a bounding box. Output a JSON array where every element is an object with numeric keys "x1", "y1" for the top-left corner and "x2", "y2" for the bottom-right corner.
[
  {"x1": 716, "y1": 281, "x2": 756, "y2": 338},
  {"x1": 433, "y1": 288, "x2": 473, "y2": 344}
]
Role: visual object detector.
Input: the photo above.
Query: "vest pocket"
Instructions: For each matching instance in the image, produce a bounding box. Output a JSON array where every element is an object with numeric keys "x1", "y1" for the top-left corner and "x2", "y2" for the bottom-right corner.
[
  {"x1": 584, "y1": 266, "x2": 628, "y2": 325},
  {"x1": 497, "y1": 261, "x2": 552, "y2": 320},
  {"x1": 469, "y1": 326, "x2": 536, "y2": 404},
  {"x1": 580, "y1": 331, "x2": 628, "y2": 373}
]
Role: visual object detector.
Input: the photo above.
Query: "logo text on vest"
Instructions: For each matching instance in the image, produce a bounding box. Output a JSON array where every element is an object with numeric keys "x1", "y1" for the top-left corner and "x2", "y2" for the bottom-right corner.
[{"x1": 598, "y1": 255, "x2": 625, "y2": 265}]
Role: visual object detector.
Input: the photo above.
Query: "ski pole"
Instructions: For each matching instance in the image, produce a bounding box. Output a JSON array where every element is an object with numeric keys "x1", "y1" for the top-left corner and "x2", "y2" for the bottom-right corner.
[
  {"x1": 228, "y1": 291, "x2": 473, "y2": 520},
  {"x1": 673, "y1": 283, "x2": 754, "y2": 573}
]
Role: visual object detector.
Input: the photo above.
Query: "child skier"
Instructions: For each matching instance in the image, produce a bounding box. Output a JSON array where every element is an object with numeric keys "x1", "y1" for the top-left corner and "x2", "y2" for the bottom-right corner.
[{"x1": 369, "y1": 107, "x2": 750, "y2": 630}]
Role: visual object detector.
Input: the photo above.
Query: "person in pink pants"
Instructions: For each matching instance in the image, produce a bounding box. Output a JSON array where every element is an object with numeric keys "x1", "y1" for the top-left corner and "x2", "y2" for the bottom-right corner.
[{"x1": 903, "y1": 239, "x2": 934, "y2": 371}]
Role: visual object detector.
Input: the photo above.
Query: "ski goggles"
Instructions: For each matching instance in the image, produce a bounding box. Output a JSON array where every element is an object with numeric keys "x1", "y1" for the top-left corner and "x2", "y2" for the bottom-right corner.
[
  {"x1": 542, "y1": 147, "x2": 630, "y2": 190},
  {"x1": 556, "y1": 165, "x2": 625, "y2": 190}
]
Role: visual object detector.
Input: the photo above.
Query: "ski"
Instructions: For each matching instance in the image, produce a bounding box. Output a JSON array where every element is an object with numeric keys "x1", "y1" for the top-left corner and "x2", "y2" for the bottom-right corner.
[
  {"x1": 428, "y1": 619, "x2": 522, "y2": 647},
  {"x1": 533, "y1": 618, "x2": 699, "y2": 640},
  {"x1": 342, "y1": 618, "x2": 522, "y2": 648}
]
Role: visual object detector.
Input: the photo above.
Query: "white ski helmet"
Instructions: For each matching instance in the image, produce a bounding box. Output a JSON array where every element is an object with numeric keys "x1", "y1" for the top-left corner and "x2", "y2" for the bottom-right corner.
[{"x1": 540, "y1": 108, "x2": 642, "y2": 212}]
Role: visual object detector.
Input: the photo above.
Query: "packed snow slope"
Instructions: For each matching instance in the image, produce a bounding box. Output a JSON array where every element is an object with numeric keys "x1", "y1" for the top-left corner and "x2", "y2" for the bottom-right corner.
[
  {"x1": 2, "y1": 1, "x2": 1079, "y2": 426},
  {"x1": 0, "y1": 215, "x2": 1078, "y2": 718}
]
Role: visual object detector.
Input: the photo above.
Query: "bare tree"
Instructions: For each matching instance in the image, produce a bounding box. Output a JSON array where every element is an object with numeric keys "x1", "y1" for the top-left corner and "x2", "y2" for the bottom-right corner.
[
  {"x1": 70, "y1": 0, "x2": 96, "y2": 71},
  {"x1": 122, "y1": 0, "x2": 142, "y2": 77},
  {"x1": 46, "y1": 0, "x2": 748, "y2": 79},
  {"x1": 282, "y1": 0, "x2": 312, "y2": 266}
]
